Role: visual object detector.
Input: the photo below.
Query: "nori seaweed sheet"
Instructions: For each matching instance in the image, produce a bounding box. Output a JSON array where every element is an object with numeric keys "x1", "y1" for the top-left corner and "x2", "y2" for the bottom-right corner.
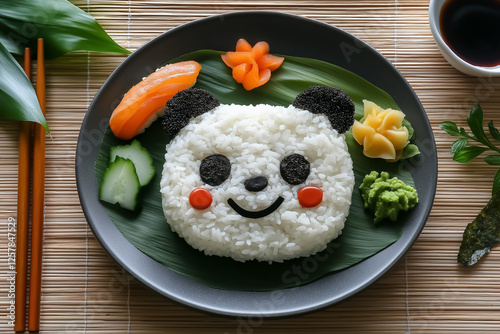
[{"x1": 458, "y1": 192, "x2": 500, "y2": 266}]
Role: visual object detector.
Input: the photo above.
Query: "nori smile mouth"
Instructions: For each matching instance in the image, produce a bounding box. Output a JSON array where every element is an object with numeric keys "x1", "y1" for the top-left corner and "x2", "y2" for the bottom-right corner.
[{"x1": 227, "y1": 196, "x2": 284, "y2": 219}]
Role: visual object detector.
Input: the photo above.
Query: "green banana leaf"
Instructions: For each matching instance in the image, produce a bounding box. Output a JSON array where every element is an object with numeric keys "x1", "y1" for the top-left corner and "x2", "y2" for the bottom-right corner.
[
  {"x1": 95, "y1": 51, "x2": 415, "y2": 291},
  {"x1": 0, "y1": 42, "x2": 48, "y2": 131},
  {"x1": 0, "y1": 0, "x2": 130, "y2": 59}
]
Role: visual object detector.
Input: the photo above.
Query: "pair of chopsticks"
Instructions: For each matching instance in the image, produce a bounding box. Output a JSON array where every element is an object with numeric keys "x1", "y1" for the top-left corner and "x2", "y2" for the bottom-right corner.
[{"x1": 15, "y1": 38, "x2": 45, "y2": 332}]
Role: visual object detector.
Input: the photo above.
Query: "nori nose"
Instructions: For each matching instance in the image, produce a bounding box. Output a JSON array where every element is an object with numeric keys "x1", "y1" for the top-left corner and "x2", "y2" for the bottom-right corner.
[{"x1": 244, "y1": 176, "x2": 268, "y2": 192}]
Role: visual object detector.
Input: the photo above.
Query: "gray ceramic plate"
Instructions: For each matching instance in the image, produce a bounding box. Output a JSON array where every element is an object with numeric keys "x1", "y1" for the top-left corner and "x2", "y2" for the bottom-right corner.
[{"x1": 76, "y1": 11, "x2": 437, "y2": 317}]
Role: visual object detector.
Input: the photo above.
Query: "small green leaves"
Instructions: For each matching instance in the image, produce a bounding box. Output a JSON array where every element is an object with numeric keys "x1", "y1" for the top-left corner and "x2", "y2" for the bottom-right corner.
[
  {"x1": 453, "y1": 146, "x2": 488, "y2": 163},
  {"x1": 440, "y1": 104, "x2": 500, "y2": 165},
  {"x1": 451, "y1": 138, "x2": 468, "y2": 154},
  {"x1": 440, "y1": 121, "x2": 461, "y2": 137}
]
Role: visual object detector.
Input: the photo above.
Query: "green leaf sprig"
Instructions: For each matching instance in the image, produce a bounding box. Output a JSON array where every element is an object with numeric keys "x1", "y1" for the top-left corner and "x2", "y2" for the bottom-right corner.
[{"x1": 440, "y1": 104, "x2": 500, "y2": 195}]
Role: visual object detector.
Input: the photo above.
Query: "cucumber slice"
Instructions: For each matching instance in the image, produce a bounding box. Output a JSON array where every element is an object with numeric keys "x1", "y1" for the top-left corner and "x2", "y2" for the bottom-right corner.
[
  {"x1": 110, "y1": 139, "x2": 155, "y2": 186},
  {"x1": 99, "y1": 156, "x2": 140, "y2": 211}
]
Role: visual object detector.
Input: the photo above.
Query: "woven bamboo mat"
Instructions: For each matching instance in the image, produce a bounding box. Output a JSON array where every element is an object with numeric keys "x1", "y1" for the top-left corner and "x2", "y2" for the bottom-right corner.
[{"x1": 1, "y1": 0, "x2": 500, "y2": 333}]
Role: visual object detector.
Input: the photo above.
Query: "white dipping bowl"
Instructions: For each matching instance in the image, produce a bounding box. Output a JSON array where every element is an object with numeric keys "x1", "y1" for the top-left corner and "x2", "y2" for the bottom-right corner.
[{"x1": 429, "y1": 0, "x2": 500, "y2": 77}]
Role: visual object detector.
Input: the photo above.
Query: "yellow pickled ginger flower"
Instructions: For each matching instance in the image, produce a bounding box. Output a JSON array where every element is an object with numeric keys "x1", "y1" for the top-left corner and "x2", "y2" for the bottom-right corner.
[{"x1": 352, "y1": 100, "x2": 409, "y2": 161}]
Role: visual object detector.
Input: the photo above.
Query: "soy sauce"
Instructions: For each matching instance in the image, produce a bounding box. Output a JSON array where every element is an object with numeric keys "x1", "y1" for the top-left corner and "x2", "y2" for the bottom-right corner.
[{"x1": 440, "y1": 0, "x2": 500, "y2": 67}]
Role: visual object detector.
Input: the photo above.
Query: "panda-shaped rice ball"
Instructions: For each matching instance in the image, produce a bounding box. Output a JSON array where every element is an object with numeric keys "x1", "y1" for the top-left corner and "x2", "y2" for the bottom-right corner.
[{"x1": 160, "y1": 86, "x2": 355, "y2": 262}]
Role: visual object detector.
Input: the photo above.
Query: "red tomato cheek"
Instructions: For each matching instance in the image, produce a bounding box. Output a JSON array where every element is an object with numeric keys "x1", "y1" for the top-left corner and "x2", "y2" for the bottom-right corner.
[
  {"x1": 189, "y1": 188, "x2": 213, "y2": 210},
  {"x1": 297, "y1": 186, "x2": 323, "y2": 208}
]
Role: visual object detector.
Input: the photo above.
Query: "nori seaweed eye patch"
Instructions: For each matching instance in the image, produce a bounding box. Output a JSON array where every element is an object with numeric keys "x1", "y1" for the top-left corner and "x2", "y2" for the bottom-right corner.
[
  {"x1": 280, "y1": 154, "x2": 311, "y2": 185},
  {"x1": 200, "y1": 154, "x2": 231, "y2": 186}
]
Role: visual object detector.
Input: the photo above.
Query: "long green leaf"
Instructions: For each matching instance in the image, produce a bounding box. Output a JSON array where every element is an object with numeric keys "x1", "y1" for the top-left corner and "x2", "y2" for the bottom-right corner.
[
  {"x1": 0, "y1": 42, "x2": 48, "y2": 131},
  {"x1": 453, "y1": 146, "x2": 488, "y2": 163},
  {"x1": 95, "y1": 51, "x2": 415, "y2": 291},
  {"x1": 0, "y1": 0, "x2": 130, "y2": 59},
  {"x1": 484, "y1": 155, "x2": 500, "y2": 166}
]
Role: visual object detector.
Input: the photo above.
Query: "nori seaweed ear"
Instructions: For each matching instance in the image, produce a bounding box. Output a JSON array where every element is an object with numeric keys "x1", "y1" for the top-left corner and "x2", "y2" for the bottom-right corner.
[
  {"x1": 162, "y1": 88, "x2": 220, "y2": 137},
  {"x1": 292, "y1": 86, "x2": 355, "y2": 134}
]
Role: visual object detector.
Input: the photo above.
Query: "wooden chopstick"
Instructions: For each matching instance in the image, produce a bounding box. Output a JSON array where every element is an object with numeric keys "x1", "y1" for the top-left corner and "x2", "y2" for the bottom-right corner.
[
  {"x1": 28, "y1": 38, "x2": 46, "y2": 332},
  {"x1": 14, "y1": 47, "x2": 32, "y2": 332}
]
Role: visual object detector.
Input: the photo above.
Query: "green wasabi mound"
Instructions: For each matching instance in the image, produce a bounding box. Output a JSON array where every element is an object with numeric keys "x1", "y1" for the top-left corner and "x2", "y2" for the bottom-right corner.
[{"x1": 360, "y1": 171, "x2": 418, "y2": 224}]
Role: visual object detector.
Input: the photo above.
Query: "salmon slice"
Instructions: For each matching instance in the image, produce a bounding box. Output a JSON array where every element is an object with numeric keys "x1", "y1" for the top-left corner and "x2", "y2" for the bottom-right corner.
[
  {"x1": 110, "y1": 60, "x2": 201, "y2": 140},
  {"x1": 250, "y1": 41, "x2": 270, "y2": 59},
  {"x1": 221, "y1": 51, "x2": 254, "y2": 68},
  {"x1": 257, "y1": 54, "x2": 284, "y2": 71},
  {"x1": 242, "y1": 62, "x2": 271, "y2": 91},
  {"x1": 232, "y1": 63, "x2": 252, "y2": 83},
  {"x1": 235, "y1": 38, "x2": 252, "y2": 52}
]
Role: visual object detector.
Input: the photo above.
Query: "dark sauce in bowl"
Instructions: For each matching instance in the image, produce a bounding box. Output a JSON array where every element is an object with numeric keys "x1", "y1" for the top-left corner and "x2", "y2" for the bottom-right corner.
[{"x1": 439, "y1": 0, "x2": 500, "y2": 67}]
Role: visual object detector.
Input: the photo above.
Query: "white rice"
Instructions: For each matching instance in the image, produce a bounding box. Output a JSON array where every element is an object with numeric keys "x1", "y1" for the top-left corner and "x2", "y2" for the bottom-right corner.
[{"x1": 160, "y1": 103, "x2": 354, "y2": 262}]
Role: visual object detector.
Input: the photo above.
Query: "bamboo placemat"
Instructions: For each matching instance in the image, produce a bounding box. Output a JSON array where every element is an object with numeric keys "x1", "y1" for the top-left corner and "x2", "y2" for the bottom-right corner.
[{"x1": 2, "y1": 0, "x2": 500, "y2": 333}]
